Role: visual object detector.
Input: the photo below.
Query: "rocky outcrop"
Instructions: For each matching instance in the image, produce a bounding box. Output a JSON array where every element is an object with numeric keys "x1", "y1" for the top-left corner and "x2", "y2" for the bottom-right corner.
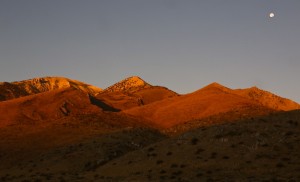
[
  {"x1": 104, "y1": 76, "x2": 151, "y2": 93},
  {"x1": 0, "y1": 77, "x2": 102, "y2": 101}
]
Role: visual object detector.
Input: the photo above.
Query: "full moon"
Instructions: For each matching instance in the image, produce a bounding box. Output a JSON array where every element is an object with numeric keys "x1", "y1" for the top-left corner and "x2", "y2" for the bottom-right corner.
[{"x1": 269, "y1": 13, "x2": 275, "y2": 18}]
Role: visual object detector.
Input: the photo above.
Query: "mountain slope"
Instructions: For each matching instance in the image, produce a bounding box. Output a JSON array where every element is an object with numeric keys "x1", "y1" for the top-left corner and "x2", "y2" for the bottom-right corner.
[
  {"x1": 0, "y1": 77, "x2": 102, "y2": 101},
  {"x1": 0, "y1": 88, "x2": 102, "y2": 127},
  {"x1": 124, "y1": 83, "x2": 271, "y2": 128},
  {"x1": 233, "y1": 86, "x2": 300, "y2": 111},
  {"x1": 0, "y1": 124, "x2": 165, "y2": 182},
  {"x1": 96, "y1": 76, "x2": 178, "y2": 110},
  {"x1": 96, "y1": 86, "x2": 178, "y2": 111}
]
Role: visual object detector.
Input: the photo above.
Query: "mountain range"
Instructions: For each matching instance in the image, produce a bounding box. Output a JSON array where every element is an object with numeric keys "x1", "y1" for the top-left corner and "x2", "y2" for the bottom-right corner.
[
  {"x1": 0, "y1": 76, "x2": 299, "y2": 129},
  {"x1": 0, "y1": 76, "x2": 299, "y2": 181}
]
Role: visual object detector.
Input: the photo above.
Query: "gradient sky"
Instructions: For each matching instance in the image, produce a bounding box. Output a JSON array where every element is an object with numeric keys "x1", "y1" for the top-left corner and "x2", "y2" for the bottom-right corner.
[{"x1": 0, "y1": 0, "x2": 299, "y2": 102}]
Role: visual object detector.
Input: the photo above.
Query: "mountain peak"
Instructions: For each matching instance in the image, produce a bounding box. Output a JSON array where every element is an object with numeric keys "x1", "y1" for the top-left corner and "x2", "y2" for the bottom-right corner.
[
  {"x1": 104, "y1": 76, "x2": 152, "y2": 92},
  {"x1": 207, "y1": 82, "x2": 225, "y2": 88},
  {"x1": 249, "y1": 86, "x2": 260, "y2": 90},
  {"x1": 0, "y1": 76, "x2": 102, "y2": 101},
  {"x1": 200, "y1": 82, "x2": 232, "y2": 93},
  {"x1": 16, "y1": 76, "x2": 102, "y2": 93},
  {"x1": 125, "y1": 76, "x2": 145, "y2": 83}
]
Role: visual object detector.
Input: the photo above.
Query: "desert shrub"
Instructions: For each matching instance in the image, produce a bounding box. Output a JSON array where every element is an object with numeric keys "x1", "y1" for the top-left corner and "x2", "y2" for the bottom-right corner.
[
  {"x1": 276, "y1": 163, "x2": 285, "y2": 168},
  {"x1": 285, "y1": 143, "x2": 294, "y2": 150},
  {"x1": 287, "y1": 120, "x2": 298, "y2": 126},
  {"x1": 30, "y1": 174, "x2": 36, "y2": 178},
  {"x1": 44, "y1": 174, "x2": 52, "y2": 181},
  {"x1": 59, "y1": 178, "x2": 66, "y2": 182},
  {"x1": 148, "y1": 147, "x2": 154, "y2": 152},
  {"x1": 255, "y1": 154, "x2": 262, "y2": 159},
  {"x1": 206, "y1": 170, "x2": 212, "y2": 174},
  {"x1": 60, "y1": 172, "x2": 66, "y2": 175},
  {"x1": 170, "y1": 176, "x2": 176, "y2": 179},
  {"x1": 210, "y1": 152, "x2": 217, "y2": 159},
  {"x1": 166, "y1": 152, "x2": 172, "y2": 156},
  {"x1": 274, "y1": 124, "x2": 281, "y2": 128},
  {"x1": 191, "y1": 138, "x2": 199, "y2": 145},
  {"x1": 196, "y1": 173, "x2": 203, "y2": 177},
  {"x1": 195, "y1": 148, "x2": 205, "y2": 154},
  {"x1": 172, "y1": 171, "x2": 182, "y2": 176},
  {"x1": 160, "y1": 170, "x2": 166, "y2": 174},
  {"x1": 284, "y1": 131, "x2": 294, "y2": 136},
  {"x1": 214, "y1": 134, "x2": 223, "y2": 139},
  {"x1": 170, "y1": 164, "x2": 178, "y2": 168},
  {"x1": 134, "y1": 171, "x2": 141, "y2": 175},
  {"x1": 156, "y1": 160, "x2": 164, "y2": 164},
  {"x1": 207, "y1": 178, "x2": 214, "y2": 182},
  {"x1": 147, "y1": 153, "x2": 157, "y2": 157},
  {"x1": 281, "y1": 157, "x2": 290, "y2": 161},
  {"x1": 259, "y1": 118, "x2": 267, "y2": 122},
  {"x1": 222, "y1": 156, "x2": 229, "y2": 159},
  {"x1": 160, "y1": 176, "x2": 166, "y2": 180},
  {"x1": 180, "y1": 164, "x2": 186, "y2": 168},
  {"x1": 226, "y1": 131, "x2": 241, "y2": 136}
]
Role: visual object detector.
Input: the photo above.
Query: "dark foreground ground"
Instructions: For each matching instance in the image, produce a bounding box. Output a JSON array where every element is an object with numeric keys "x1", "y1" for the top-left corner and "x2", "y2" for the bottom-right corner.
[{"x1": 0, "y1": 110, "x2": 299, "y2": 182}]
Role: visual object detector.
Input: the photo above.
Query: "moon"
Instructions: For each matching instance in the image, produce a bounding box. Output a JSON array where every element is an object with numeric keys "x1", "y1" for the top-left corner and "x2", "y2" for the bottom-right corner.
[{"x1": 269, "y1": 13, "x2": 275, "y2": 18}]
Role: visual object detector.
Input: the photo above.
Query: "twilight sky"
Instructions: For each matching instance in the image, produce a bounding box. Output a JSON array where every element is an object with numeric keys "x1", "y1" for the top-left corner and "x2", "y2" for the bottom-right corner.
[{"x1": 0, "y1": 0, "x2": 300, "y2": 102}]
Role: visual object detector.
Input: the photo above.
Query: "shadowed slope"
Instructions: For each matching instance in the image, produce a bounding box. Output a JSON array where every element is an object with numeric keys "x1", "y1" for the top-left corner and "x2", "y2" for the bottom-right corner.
[
  {"x1": 0, "y1": 125, "x2": 165, "y2": 182},
  {"x1": 0, "y1": 77, "x2": 102, "y2": 101},
  {"x1": 88, "y1": 110, "x2": 300, "y2": 181}
]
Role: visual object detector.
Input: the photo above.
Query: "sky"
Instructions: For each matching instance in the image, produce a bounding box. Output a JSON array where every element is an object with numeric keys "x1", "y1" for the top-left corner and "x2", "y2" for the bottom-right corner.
[{"x1": 0, "y1": 0, "x2": 300, "y2": 102}]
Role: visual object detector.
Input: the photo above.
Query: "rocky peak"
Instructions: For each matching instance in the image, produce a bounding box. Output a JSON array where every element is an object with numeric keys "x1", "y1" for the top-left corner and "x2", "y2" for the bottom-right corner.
[
  {"x1": 0, "y1": 77, "x2": 102, "y2": 101},
  {"x1": 104, "y1": 76, "x2": 152, "y2": 92},
  {"x1": 13, "y1": 77, "x2": 102, "y2": 94}
]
